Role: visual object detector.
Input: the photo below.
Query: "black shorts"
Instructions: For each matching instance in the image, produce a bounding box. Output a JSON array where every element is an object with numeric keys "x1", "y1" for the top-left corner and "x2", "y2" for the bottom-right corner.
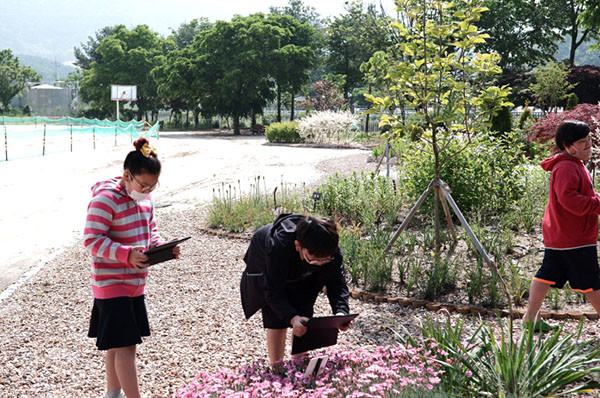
[
  {"x1": 534, "y1": 246, "x2": 600, "y2": 292},
  {"x1": 88, "y1": 295, "x2": 150, "y2": 350},
  {"x1": 261, "y1": 278, "x2": 323, "y2": 329}
]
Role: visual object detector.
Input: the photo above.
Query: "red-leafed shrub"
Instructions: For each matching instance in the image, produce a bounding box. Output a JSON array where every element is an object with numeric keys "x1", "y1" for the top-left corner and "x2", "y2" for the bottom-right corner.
[
  {"x1": 567, "y1": 65, "x2": 600, "y2": 105},
  {"x1": 527, "y1": 104, "x2": 600, "y2": 146}
]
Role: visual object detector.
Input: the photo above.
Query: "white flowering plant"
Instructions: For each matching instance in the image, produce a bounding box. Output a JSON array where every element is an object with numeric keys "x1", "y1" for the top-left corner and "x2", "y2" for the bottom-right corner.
[{"x1": 297, "y1": 110, "x2": 360, "y2": 145}]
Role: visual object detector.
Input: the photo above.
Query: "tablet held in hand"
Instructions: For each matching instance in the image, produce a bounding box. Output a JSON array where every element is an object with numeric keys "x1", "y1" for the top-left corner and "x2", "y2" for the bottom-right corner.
[
  {"x1": 292, "y1": 313, "x2": 359, "y2": 354},
  {"x1": 143, "y1": 236, "x2": 191, "y2": 265}
]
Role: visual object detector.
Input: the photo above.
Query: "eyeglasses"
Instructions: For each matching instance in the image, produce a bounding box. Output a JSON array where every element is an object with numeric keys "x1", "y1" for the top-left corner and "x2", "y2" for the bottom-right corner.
[
  {"x1": 128, "y1": 172, "x2": 160, "y2": 193},
  {"x1": 303, "y1": 249, "x2": 335, "y2": 265}
]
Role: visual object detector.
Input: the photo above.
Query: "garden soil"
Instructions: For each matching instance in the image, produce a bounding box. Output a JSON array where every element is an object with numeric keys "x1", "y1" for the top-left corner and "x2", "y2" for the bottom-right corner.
[{"x1": 0, "y1": 130, "x2": 367, "y2": 294}]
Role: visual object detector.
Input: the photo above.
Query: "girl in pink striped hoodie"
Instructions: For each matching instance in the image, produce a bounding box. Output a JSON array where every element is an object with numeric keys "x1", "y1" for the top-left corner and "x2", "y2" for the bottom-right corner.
[{"x1": 84, "y1": 137, "x2": 179, "y2": 398}]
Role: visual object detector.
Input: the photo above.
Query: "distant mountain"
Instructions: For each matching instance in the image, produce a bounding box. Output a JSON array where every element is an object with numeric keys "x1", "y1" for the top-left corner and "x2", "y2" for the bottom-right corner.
[
  {"x1": 555, "y1": 37, "x2": 600, "y2": 67},
  {"x1": 0, "y1": 0, "x2": 186, "y2": 62},
  {"x1": 17, "y1": 54, "x2": 76, "y2": 83}
]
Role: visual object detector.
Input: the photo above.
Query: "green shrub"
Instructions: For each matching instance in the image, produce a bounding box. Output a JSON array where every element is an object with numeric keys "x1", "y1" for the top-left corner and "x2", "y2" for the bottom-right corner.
[
  {"x1": 314, "y1": 171, "x2": 404, "y2": 228},
  {"x1": 566, "y1": 92, "x2": 579, "y2": 110},
  {"x1": 490, "y1": 106, "x2": 513, "y2": 136},
  {"x1": 265, "y1": 121, "x2": 301, "y2": 143},
  {"x1": 518, "y1": 107, "x2": 533, "y2": 129},
  {"x1": 399, "y1": 132, "x2": 531, "y2": 222}
]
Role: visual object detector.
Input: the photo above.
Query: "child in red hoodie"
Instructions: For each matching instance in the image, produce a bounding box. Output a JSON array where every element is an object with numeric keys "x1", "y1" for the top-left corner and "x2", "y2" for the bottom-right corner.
[{"x1": 523, "y1": 120, "x2": 600, "y2": 331}]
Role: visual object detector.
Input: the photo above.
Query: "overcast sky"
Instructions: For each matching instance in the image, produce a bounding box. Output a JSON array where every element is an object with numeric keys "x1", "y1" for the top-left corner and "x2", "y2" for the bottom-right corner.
[
  {"x1": 103, "y1": 0, "x2": 397, "y2": 34},
  {"x1": 0, "y1": 0, "x2": 397, "y2": 61}
]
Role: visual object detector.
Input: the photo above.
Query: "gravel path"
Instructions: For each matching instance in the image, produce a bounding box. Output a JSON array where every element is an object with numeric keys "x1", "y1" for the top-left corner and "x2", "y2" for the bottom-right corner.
[
  {"x1": 3, "y1": 150, "x2": 600, "y2": 398},
  {"x1": 0, "y1": 204, "x2": 430, "y2": 398}
]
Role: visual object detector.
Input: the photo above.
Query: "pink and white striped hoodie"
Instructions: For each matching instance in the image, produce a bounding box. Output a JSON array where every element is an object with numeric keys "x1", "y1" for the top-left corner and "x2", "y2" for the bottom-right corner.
[{"x1": 83, "y1": 177, "x2": 163, "y2": 299}]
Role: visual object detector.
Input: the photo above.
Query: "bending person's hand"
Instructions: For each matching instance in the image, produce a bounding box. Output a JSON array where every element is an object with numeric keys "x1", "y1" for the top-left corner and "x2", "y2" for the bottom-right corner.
[
  {"x1": 290, "y1": 315, "x2": 309, "y2": 337},
  {"x1": 172, "y1": 244, "x2": 181, "y2": 259},
  {"x1": 336, "y1": 312, "x2": 352, "y2": 331}
]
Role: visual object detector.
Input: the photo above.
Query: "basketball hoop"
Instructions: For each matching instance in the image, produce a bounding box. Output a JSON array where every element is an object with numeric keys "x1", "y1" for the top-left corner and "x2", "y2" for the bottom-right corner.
[{"x1": 111, "y1": 85, "x2": 137, "y2": 121}]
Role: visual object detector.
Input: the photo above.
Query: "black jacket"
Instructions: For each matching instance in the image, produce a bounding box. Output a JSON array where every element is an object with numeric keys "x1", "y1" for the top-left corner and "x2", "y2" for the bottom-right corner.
[{"x1": 240, "y1": 213, "x2": 350, "y2": 324}]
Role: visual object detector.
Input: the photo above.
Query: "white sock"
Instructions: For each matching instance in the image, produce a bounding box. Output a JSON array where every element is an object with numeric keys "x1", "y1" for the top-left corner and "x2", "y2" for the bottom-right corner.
[{"x1": 105, "y1": 390, "x2": 123, "y2": 398}]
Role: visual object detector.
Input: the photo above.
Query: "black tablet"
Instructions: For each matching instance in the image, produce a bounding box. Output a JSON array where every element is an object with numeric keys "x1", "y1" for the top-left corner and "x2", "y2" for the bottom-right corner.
[
  {"x1": 143, "y1": 236, "x2": 191, "y2": 266},
  {"x1": 292, "y1": 313, "x2": 359, "y2": 354}
]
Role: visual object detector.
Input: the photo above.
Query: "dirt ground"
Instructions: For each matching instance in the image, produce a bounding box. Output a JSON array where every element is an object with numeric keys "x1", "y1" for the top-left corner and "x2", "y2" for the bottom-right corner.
[{"x1": 0, "y1": 130, "x2": 368, "y2": 294}]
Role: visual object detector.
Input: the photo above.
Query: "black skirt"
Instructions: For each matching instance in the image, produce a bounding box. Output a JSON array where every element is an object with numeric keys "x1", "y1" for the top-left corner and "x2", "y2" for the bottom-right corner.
[{"x1": 88, "y1": 295, "x2": 150, "y2": 350}]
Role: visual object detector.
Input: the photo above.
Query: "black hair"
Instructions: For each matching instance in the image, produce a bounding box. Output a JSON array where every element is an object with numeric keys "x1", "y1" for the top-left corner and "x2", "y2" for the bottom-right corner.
[
  {"x1": 123, "y1": 137, "x2": 161, "y2": 175},
  {"x1": 296, "y1": 216, "x2": 339, "y2": 257},
  {"x1": 555, "y1": 120, "x2": 590, "y2": 151}
]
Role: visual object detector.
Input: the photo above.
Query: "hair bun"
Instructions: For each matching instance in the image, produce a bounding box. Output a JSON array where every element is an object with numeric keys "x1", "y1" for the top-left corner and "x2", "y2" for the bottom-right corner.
[{"x1": 133, "y1": 137, "x2": 150, "y2": 151}]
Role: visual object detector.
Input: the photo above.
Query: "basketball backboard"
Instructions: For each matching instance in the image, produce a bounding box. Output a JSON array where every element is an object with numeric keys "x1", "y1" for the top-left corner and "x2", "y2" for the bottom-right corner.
[{"x1": 111, "y1": 85, "x2": 137, "y2": 101}]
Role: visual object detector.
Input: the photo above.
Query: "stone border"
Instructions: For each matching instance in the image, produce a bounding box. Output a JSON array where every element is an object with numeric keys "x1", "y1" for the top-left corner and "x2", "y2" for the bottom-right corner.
[{"x1": 199, "y1": 227, "x2": 599, "y2": 322}]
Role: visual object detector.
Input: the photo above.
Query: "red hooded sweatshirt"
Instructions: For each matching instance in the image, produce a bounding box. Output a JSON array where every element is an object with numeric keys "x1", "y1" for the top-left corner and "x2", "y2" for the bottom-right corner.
[{"x1": 542, "y1": 153, "x2": 600, "y2": 249}]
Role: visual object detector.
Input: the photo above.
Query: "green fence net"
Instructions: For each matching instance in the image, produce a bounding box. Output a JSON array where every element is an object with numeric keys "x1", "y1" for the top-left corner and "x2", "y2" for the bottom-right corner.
[{"x1": 0, "y1": 116, "x2": 159, "y2": 162}]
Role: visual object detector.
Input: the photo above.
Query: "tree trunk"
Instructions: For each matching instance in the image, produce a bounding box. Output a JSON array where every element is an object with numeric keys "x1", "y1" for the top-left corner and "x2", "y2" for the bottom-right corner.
[
  {"x1": 251, "y1": 109, "x2": 257, "y2": 130},
  {"x1": 364, "y1": 85, "x2": 372, "y2": 133},
  {"x1": 569, "y1": 30, "x2": 578, "y2": 66},
  {"x1": 433, "y1": 130, "x2": 441, "y2": 253},
  {"x1": 233, "y1": 114, "x2": 240, "y2": 135},
  {"x1": 290, "y1": 93, "x2": 295, "y2": 121},
  {"x1": 194, "y1": 110, "x2": 199, "y2": 128},
  {"x1": 277, "y1": 86, "x2": 282, "y2": 123}
]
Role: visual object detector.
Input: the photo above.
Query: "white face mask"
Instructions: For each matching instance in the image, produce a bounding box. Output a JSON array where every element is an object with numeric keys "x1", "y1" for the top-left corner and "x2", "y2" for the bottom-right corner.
[
  {"x1": 125, "y1": 174, "x2": 150, "y2": 201},
  {"x1": 128, "y1": 188, "x2": 149, "y2": 201}
]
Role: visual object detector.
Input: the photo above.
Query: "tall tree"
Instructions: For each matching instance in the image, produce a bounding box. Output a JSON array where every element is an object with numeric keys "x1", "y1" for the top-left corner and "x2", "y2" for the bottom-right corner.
[
  {"x1": 366, "y1": 0, "x2": 512, "y2": 252},
  {"x1": 169, "y1": 18, "x2": 213, "y2": 49},
  {"x1": 152, "y1": 46, "x2": 200, "y2": 126},
  {"x1": 267, "y1": 14, "x2": 316, "y2": 122},
  {"x1": 269, "y1": 0, "x2": 323, "y2": 27},
  {"x1": 270, "y1": 0, "x2": 326, "y2": 118},
  {"x1": 0, "y1": 49, "x2": 41, "y2": 112},
  {"x1": 530, "y1": 61, "x2": 576, "y2": 113},
  {"x1": 79, "y1": 25, "x2": 173, "y2": 120},
  {"x1": 192, "y1": 14, "x2": 282, "y2": 135},
  {"x1": 326, "y1": 0, "x2": 395, "y2": 101},
  {"x1": 470, "y1": 0, "x2": 562, "y2": 74},
  {"x1": 73, "y1": 26, "x2": 116, "y2": 70},
  {"x1": 555, "y1": 0, "x2": 600, "y2": 65}
]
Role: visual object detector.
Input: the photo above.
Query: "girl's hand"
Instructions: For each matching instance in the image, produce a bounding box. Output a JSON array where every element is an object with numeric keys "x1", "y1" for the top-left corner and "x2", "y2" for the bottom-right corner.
[
  {"x1": 172, "y1": 245, "x2": 181, "y2": 259},
  {"x1": 290, "y1": 315, "x2": 309, "y2": 337},
  {"x1": 128, "y1": 247, "x2": 149, "y2": 268}
]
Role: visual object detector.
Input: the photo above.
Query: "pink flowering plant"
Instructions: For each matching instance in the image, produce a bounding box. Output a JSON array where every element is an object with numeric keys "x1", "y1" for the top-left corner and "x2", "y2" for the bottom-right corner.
[{"x1": 175, "y1": 345, "x2": 445, "y2": 397}]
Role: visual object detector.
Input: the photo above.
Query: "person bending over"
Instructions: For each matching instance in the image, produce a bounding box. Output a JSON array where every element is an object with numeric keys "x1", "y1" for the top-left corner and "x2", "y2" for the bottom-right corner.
[{"x1": 240, "y1": 213, "x2": 351, "y2": 364}]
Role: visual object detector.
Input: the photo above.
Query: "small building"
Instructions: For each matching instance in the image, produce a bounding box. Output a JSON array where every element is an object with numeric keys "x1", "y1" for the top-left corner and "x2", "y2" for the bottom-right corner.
[{"x1": 10, "y1": 83, "x2": 72, "y2": 116}]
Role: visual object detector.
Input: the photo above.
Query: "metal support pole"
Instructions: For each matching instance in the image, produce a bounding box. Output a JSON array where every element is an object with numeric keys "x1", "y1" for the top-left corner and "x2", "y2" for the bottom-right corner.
[
  {"x1": 42, "y1": 125, "x2": 46, "y2": 156},
  {"x1": 116, "y1": 99, "x2": 120, "y2": 121},
  {"x1": 438, "y1": 187, "x2": 492, "y2": 264},
  {"x1": 93, "y1": 127, "x2": 96, "y2": 150},
  {"x1": 4, "y1": 125, "x2": 7, "y2": 161},
  {"x1": 385, "y1": 141, "x2": 390, "y2": 177},
  {"x1": 435, "y1": 183, "x2": 457, "y2": 242},
  {"x1": 439, "y1": 185, "x2": 510, "y2": 300},
  {"x1": 70, "y1": 125, "x2": 73, "y2": 152},
  {"x1": 384, "y1": 180, "x2": 435, "y2": 252},
  {"x1": 114, "y1": 127, "x2": 117, "y2": 146}
]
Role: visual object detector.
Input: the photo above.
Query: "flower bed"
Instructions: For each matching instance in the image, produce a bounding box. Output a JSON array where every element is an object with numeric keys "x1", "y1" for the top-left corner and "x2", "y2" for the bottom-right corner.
[{"x1": 175, "y1": 345, "x2": 444, "y2": 397}]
